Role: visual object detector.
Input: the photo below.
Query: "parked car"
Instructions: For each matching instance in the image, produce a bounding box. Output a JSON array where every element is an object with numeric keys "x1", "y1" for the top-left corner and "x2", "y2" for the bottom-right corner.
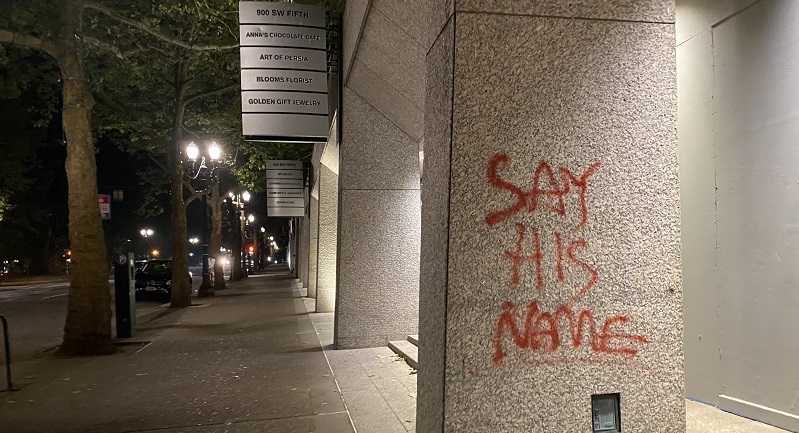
[{"x1": 135, "y1": 259, "x2": 192, "y2": 299}]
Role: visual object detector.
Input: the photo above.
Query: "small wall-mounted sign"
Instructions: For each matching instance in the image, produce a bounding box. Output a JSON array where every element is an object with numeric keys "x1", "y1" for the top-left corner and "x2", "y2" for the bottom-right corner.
[{"x1": 265, "y1": 160, "x2": 307, "y2": 217}]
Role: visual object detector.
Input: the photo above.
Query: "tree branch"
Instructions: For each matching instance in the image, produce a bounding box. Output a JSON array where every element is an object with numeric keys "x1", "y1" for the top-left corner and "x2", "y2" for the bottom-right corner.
[
  {"x1": 0, "y1": 29, "x2": 57, "y2": 58},
  {"x1": 148, "y1": 152, "x2": 199, "y2": 197},
  {"x1": 82, "y1": 36, "x2": 149, "y2": 60},
  {"x1": 146, "y1": 152, "x2": 169, "y2": 173},
  {"x1": 84, "y1": 2, "x2": 238, "y2": 51},
  {"x1": 95, "y1": 90, "x2": 127, "y2": 114},
  {"x1": 182, "y1": 83, "x2": 239, "y2": 111},
  {"x1": 81, "y1": 36, "x2": 126, "y2": 60},
  {"x1": 184, "y1": 67, "x2": 211, "y2": 86},
  {"x1": 182, "y1": 124, "x2": 201, "y2": 139}
]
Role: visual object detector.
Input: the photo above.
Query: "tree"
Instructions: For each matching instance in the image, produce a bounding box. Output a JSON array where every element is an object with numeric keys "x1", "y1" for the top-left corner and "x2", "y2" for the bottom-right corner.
[
  {"x1": 1, "y1": 0, "x2": 114, "y2": 354},
  {"x1": 83, "y1": 0, "x2": 240, "y2": 306},
  {"x1": 0, "y1": 0, "x2": 239, "y2": 351}
]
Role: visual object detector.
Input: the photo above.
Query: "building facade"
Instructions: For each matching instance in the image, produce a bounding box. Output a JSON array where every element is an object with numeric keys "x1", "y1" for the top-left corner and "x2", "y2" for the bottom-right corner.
[{"x1": 297, "y1": 0, "x2": 799, "y2": 431}]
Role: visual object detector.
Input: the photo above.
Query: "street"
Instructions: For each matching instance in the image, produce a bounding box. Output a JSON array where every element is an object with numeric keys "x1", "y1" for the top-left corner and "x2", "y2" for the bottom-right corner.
[{"x1": 0, "y1": 279, "x2": 167, "y2": 363}]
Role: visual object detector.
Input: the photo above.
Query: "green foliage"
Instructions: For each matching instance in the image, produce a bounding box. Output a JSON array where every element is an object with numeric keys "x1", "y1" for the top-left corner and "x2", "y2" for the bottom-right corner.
[
  {"x1": 83, "y1": 0, "x2": 243, "y2": 213},
  {"x1": 1, "y1": 0, "x2": 336, "y2": 230},
  {"x1": 235, "y1": 142, "x2": 313, "y2": 191},
  {"x1": 0, "y1": 0, "x2": 60, "y2": 43},
  {"x1": 84, "y1": 0, "x2": 327, "y2": 200},
  {"x1": 0, "y1": 46, "x2": 59, "y2": 222}
]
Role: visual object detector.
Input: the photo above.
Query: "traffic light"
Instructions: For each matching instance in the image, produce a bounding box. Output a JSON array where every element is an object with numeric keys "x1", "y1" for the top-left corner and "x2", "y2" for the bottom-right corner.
[
  {"x1": 64, "y1": 249, "x2": 72, "y2": 258},
  {"x1": 248, "y1": 246, "x2": 254, "y2": 253}
]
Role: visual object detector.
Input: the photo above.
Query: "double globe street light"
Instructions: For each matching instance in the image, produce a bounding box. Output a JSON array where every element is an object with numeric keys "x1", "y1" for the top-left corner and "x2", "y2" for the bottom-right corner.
[
  {"x1": 139, "y1": 228, "x2": 155, "y2": 259},
  {"x1": 228, "y1": 190, "x2": 250, "y2": 278},
  {"x1": 184, "y1": 141, "x2": 221, "y2": 297}
]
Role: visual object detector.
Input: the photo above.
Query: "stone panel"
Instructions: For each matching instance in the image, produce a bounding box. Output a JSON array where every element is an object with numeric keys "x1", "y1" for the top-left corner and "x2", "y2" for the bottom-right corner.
[
  {"x1": 347, "y1": 59, "x2": 424, "y2": 142},
  {"x1": 442, "y1": 12, "x2": 682, "y2": 432},
  {"x1": 335, "y1": 189, "x2": 421, "y2": 349},
  {"x1": 309, "y1": 196, "x2": 319, "y2": 298},
  {"x1": 356, "y1": 7, "x2": 426, "y2": 110},
  {"x1": 298, "y1": 216, "x2": 310, "y2": 287},
  {"x1": 373, "y1": 0, "x2": 427, "y2": 47},
  {"x1": 343, "y1": 0, "x2": 371, "y2": 80},
  {"x1": 428, "y1": 0, "x2": 454, "y2": 52},
  {"x1": 457, "y1": 0, "x2": 675, "y2": 22},
  {"x1": 339, "y1": 88, "x2": 420, "y2": 191},
  {"x1": 417, "y1": 16, "x2": 454, "y2": 433},
  {"x1": 316, "y1": 164, "x2": 339, "y2": 313}
]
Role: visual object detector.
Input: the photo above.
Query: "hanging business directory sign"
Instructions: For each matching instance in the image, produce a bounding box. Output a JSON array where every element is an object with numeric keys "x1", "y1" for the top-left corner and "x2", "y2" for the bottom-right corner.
[
  {"x1": 266, "y1": 160, "x2": 307, "y2": 217},
  {"x1": 239, "y1": 2, "x2": 329, "y2": 142}
]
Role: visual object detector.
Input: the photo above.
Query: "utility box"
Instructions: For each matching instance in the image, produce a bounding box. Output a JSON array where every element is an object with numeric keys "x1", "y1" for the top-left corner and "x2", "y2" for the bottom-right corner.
[
  {"x1": 592, "y1": 393, "x2": 621, "y2": 432},
  {"x1": 113, "y1": 253, "x2": 136, "y2": 338}
]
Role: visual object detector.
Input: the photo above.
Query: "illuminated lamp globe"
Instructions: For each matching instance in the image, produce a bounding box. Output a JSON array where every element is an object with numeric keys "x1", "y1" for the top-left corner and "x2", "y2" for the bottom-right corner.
[
  {"x1": 208, "y1": 142, "x2": 221, "y2": 161},
  {"x1": 185, "y1": 142, "x2": 199, "y2": 161}
]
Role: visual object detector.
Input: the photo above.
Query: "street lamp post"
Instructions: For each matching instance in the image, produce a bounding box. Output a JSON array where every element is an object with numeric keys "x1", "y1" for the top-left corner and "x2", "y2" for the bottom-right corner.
[
  {"x1": 184, "y1": 141, "x2": 221, "y2": 297},
  {"x1": 229, "y1": 191, "x2": 250, "y2": 279},
  {"x1": 246, "y1": 214, "x2": 255, "y2": 274},
  {"x1": 139, "y1": 228, "x2": 154, "y2": 259},
  {"x1": 258, "y1": 226, "x2": 266, "y2": 270}
]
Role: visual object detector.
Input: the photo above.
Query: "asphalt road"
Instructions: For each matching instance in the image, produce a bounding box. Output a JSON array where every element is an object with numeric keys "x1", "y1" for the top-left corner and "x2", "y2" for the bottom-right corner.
[
  {"x1": 0, "y1": 279, "x2": 167, "y2": 363},
  {"x1": 0, "y1": 265, "x2": 230, "y2": 365}
]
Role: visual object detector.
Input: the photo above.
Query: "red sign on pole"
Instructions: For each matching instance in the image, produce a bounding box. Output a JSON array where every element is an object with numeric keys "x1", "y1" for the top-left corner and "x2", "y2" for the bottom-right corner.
[{"x1": 98, "y1": 194, "x2": 111, "y2": 220}]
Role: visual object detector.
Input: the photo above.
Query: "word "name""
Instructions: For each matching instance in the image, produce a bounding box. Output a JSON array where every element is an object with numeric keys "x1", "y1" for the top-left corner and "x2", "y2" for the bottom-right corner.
[{"x1": 492, "y1": 301, "x2": 647, "y2": 364}]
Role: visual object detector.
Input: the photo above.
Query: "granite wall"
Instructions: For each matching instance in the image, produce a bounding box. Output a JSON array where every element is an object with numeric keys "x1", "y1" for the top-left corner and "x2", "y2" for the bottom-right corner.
[
  {"x1": 420, "y1": 1, "x2": 684, "y2": 431},
  {"x1": 333, "y1": 0, "x2": 424, "y2": 348},
  {"x1": 308, "y1": 195, "x2": 319, "y2": 299},
  {"x1": 316, "y1": 138, "x2": 339, "y2": 313},
  {"x1": 297, "y1": 215, "x2": 310, "y2": 288}
]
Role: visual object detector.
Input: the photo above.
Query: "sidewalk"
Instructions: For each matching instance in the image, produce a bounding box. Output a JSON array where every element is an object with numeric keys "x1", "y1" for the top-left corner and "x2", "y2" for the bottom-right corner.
[
  {"x1": 0, "y1": 266, "x2": 358, "y2": 433},
  {"x1": 0, "y1": 265, "x2": 788, "y2": 433}
]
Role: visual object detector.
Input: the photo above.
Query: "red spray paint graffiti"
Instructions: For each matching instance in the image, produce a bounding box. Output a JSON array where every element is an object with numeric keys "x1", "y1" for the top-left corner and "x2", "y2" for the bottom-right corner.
[
  {"x1": 504, "y1": 223, "x2": 597, "y2": 305},
  {"x1": 485, "y1": 153, "x2": 601, "y2": 232},
  {"x1": 484, "y1": 153, "x2": 646, "y2": 365},
  {"x1": 491, "y1": 301, "x2": 647, "y2": 364}
]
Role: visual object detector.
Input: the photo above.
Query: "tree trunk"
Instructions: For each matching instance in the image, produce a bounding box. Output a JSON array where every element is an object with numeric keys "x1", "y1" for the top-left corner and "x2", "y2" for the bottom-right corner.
[
  {"x1": 168, "y1": 58, "x2": 191, "y2": 308},
  {"x1": 209, "y1": 183, "x2": 226, "y2": 290},
  {"x1": 59, "y1": 0, "x2": 113, "y2": 355}
]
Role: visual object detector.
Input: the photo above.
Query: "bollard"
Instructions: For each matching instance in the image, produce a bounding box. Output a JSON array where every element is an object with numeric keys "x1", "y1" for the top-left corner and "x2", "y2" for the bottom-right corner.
[{"x1": 0, "y1": 314, "x2": 14, "y2": 391}]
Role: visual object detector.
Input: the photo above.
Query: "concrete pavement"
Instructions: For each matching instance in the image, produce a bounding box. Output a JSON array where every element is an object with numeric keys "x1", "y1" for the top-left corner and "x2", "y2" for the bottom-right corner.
[
  {"x1": 0, "y1": 265, "x2": 789, "y2": 432},
  {"x1": 1, "y1": 266, "x2": 353, "y2": 433}
]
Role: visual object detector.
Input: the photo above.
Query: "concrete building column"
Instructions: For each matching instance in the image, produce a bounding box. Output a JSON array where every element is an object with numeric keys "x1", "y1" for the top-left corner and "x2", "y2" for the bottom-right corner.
[
  {"x1": 419, "y1": 2, "x2": 684, "y2": 432},
  {"x1": 297, "y1": 216, "x2": 310, "y2": 288},
  {"x1": 316, "y1": 143, "x2": 339, "y2": 313},
  {"x1": 308, "y1": 194, "x2": 319, "y2": 299},
  {"x1": 332, "y1": 0, "x2": 424, "y2": 348}
]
